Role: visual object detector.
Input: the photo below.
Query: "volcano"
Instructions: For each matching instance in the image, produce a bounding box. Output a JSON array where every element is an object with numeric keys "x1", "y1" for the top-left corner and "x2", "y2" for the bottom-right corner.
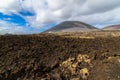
[{"x1": 44, "y1": 21, "x2": 98, "y2": 33}]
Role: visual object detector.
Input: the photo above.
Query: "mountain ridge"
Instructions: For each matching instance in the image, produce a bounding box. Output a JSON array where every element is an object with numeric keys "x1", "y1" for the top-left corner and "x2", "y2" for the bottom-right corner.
[{"x1": 44, "y1": 21, "x2": 98, "y2": 33}]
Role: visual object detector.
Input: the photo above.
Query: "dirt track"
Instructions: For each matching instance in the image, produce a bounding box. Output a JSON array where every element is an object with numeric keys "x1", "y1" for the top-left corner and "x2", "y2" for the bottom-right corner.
[{"x1": 0, "y1": 31, "x2": 120, "y2": 80}]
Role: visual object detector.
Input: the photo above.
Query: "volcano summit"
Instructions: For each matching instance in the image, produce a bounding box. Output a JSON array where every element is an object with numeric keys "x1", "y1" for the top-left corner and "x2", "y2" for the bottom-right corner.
[{"x1": 44, "y1": 21, "x2": 98, "y2": 33}]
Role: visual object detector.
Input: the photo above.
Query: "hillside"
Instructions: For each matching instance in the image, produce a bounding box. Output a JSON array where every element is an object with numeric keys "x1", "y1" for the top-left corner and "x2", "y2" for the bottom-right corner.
[
  {"x1": 103, "y1": 24, "x2": 120, "y2": 30},
  {"x1": 0, "y1": 31, "x2": 120, "y2": 80},
  {"x1": 44, "y1": 21, "x2": 98, "y2": 33}
]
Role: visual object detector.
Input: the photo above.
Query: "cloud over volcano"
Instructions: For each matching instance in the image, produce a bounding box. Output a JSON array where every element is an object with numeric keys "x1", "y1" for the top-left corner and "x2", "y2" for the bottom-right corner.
[{"x1": 0, "y1": 0, "x2": 120, "y2": 34}]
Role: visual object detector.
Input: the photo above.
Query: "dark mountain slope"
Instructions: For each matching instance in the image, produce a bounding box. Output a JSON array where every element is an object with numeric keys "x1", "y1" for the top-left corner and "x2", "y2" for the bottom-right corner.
[{"x1": 44, "y1": 21, "x2": 98, "y2": 32}]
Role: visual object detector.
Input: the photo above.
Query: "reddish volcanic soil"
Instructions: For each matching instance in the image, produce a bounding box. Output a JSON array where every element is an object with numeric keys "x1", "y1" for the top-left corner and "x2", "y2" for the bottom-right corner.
[
  {"x1": 0, "y1": 31, "x2": 120, "y2": 80},
  {"x1": 114, "y1": 25, "x2": 120, "y2": 29},
  {"x1": 103, "y1": 25, "x2": 120, "y2": 30}
]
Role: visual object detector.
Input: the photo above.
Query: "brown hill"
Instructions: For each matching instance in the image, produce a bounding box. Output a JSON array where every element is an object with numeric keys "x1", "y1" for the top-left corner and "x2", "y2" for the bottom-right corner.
[
  {"x1": 44, "y1": 21, "x2": 98, "y2": 33},
  {"x1": 0, "y1": 31, "x2": 120, "y2": 80},
  {"x1": 103, "y1": 24, "x2": 120, "y2": 30}
]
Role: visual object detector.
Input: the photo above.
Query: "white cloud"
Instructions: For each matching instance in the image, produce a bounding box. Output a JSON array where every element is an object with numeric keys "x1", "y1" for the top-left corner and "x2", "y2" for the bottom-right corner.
[
  {"x1": 27, "y1": 0, "x2": 120, "y2": 28},
  {"x1": 0, "y1": 0, "x2": 21, "y2": 14},
  {"x1": 0, "y1": 0, "x2": 120, "y2": 30},
  {"x1": 0, "y1": 20, "x2": 31, "y2": 34},
  {"x1": 79, "y1": 7, "x2": 120, "y2": 28},
  {"x1": 78, "y1": 0, "x2": 120, "y2": 15}
]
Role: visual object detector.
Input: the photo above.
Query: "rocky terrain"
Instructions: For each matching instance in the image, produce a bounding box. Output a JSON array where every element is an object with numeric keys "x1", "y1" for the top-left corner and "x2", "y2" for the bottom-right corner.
[{"x1": 0, "y1": 31, "x2": 120, "y2": 80}]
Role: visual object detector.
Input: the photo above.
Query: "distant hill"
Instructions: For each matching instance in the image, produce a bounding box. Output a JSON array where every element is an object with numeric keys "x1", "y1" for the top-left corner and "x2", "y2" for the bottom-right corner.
[
  {"x1": 44, "y1": 21, "x2": 98, "y2": 33},
  {"x1": 103, "y1": 24, "x2": 120, "y2": 30}
]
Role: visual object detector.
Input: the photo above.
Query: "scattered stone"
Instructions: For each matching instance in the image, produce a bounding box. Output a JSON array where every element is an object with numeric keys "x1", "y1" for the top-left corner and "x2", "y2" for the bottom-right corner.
[{"x1": 80, "y1": 68, "x2": 89, "y2": 80}]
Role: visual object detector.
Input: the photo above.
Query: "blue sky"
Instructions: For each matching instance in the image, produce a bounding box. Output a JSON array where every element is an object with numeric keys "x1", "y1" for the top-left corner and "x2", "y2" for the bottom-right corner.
[
  {"x1": 0, "y1": 11, "x2": 56, "y2": 34},
  {"x1": 0, "y1": 0, "x2": 120, "y2": 34}
]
